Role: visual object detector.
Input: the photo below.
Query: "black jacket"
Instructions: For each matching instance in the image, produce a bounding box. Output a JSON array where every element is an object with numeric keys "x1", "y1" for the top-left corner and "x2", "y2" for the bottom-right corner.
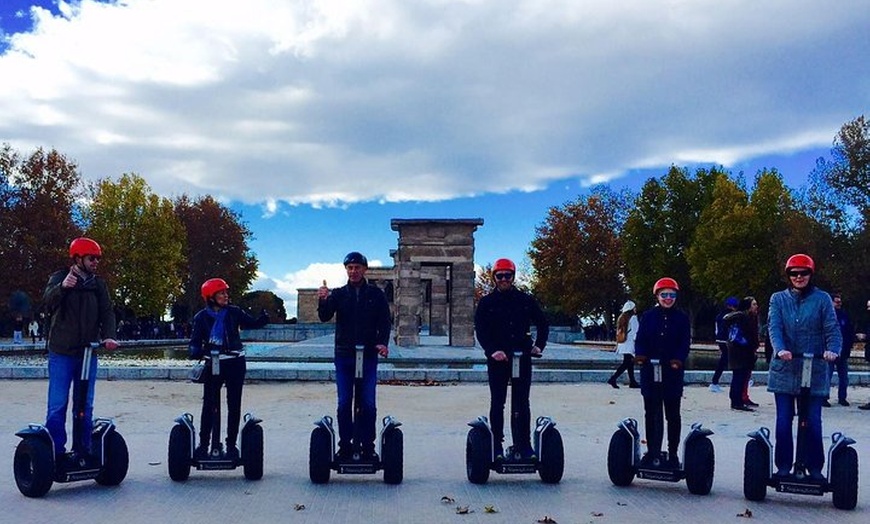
[
  {"x1": 474, "y1": 286, "x2": 549, "y2": 358},
  {"x1": 188, "y1": 305, "x2": 268, "y2": 359},
  {"x1": 318, "y1": 279, "x2": 391, "y2": 358}
]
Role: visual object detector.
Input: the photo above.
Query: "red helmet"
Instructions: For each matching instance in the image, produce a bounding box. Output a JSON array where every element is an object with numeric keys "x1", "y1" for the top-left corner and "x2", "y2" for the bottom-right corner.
[
  {"x1": 785, "y1": 253, "x2": 814, "y2": 274},
  {"x1": 201, "y1": 278, "x2": 229, "y2": 301},
  {"x1": 653, "y1": 277, "x2": 679, "y2": 294},
  {"x1": 492, "y1": 258, "x2": 516, "y2": 275},
  {"x1": 69, "y1": 237, "x2": 102, "y2": 258}
]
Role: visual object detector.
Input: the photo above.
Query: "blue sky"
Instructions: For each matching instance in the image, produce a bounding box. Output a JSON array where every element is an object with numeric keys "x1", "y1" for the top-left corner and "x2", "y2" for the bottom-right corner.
[{"x1": 1, "y1": 1, "x2": 867, "y2": 317}]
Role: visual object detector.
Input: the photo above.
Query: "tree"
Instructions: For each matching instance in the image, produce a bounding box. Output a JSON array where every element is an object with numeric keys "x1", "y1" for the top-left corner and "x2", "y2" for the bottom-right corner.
[
  {"x1": 236, "y1": 290, "x2": 285, "y2": 323},
  {"x1": 1, "y1": 145, "x2": 83, "y2": 320},
  {"x1": 85, "y1": 174, "x2": 186, "y2": 318},
  {"x1": 529, "y1": 187, "x2": 630, "y2": 325},
  {"x1": 622, "y1": 166, "x2": 721, "y2": 320},
  {"x1": 822, "y1": 115, "x2": 870, "y2": 212},
  {"x1": 174, "y1": 195, "x2": 258, "y2": 320}
]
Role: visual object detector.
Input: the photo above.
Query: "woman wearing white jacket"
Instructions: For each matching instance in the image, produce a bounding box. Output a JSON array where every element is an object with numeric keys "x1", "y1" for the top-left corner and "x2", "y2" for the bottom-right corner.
[{"x1": 608, "y1": 300, "x2": 640, "y2": 388}]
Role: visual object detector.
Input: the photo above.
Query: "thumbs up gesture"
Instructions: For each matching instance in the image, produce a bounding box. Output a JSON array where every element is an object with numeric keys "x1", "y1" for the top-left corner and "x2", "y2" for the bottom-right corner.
[{"x1": 318, "y1": 279, "x2": 329, "y2": 300}]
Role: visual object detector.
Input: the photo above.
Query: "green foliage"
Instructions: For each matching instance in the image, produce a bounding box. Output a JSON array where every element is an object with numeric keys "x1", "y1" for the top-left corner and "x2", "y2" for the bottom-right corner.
[
  {"x1": 823, "y1": 115, "x2": 870, "y2": 212},
  {"x1": 84, "y1": 174, "x2": 186, "y2": 317},
  {"x1": 236, "y1": 290, "x2": 286, "y2": 323}
]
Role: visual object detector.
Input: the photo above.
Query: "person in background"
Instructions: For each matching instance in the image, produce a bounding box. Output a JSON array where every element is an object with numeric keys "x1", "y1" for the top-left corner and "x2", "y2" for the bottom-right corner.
[
  {"x1": 725, "y1": 296, "x2": 759, "y2": 411},
  {"x1": 607, "y1": 300, "x2": 640, "y2": 389},
  {"x1": 710, "y1": 297, "x2": 739, "y2": 393},
  {"x1": 824, "y1": 293, "x2": 853, "y2": 407}
]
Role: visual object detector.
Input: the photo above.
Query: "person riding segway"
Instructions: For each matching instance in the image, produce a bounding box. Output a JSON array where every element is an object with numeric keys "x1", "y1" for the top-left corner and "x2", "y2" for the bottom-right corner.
[
  {"x1": 743, "y1": 254, "x2": 858, "y2": 509},
  {"x1": 167, "y1": 278, "x2": 269, "y2": 481},
  {"x1": 13, "y1": 238, "x2": 127, "y2": 498},
  {"x1": 608, "y1": 277, "x2": 715, "y2": 495}
]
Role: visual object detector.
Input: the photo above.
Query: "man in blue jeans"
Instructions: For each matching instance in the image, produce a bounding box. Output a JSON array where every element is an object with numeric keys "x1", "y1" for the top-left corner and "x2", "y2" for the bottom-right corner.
[
  {"x1": 318, "y1": 252, "x2": 391, "y2": 461},
  {"x1": 43, "y1": 237, "x2": 118, "y2": 466},
  {"x1": 824, "y1": 293, "x2": 853, "y2": 407}
]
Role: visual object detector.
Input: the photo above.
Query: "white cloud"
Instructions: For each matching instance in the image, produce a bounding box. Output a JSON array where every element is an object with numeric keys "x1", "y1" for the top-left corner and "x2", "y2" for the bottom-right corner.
[
  {"x1": 254, "y1": 259, "x2": 386, "y2": 317},
  {"x1": 0, "y1": 0, "x2": 867, "y2": 206}
]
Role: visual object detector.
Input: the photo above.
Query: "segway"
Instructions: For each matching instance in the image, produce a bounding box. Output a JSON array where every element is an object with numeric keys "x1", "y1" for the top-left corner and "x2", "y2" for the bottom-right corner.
[
  {"x1": 743, "y1": 353, "x2": 858, "y2": 510},
  {"x1": 167, "y1": 350, "x2": 264, "y2": 481},
  {"x1": 308, "y1": 345, "x2": 403, "y2": 484},
  {"x1": 465, "y1": 351, "x2": 564, "y2": 484},
  {"x1": 14, "y1": 343, "x2": 129, "y2": 498},
  {"x1": 606, "y1": 360, "x2": 715, "y2": 495}
]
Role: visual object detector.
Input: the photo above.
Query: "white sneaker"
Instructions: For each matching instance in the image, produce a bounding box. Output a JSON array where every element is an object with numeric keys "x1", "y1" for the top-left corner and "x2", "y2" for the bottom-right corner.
[{"x1": 709, "y1": 384, "x2": 722, "y2": 393}]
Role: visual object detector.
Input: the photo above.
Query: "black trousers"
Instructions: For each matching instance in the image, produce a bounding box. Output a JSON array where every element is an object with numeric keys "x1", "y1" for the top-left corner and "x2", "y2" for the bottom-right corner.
[
  {"x1": 610, "y1": 354, "x2": 637, "y2": 384},
  {"x1": 199, "y1": 356, "x2": 246, "y2": 448},
  {"x1": 487, "y1": 354, "x2": 532, "y2": 451},
  {"x1": 643, "y1": 386, "x2": 682, "y2": 457}
]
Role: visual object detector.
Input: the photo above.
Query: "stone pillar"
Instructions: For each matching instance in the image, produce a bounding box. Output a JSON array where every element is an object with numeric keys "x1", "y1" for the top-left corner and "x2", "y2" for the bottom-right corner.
[{"x1": 296, "y1": 289, "x2": 327, "y2": 323}]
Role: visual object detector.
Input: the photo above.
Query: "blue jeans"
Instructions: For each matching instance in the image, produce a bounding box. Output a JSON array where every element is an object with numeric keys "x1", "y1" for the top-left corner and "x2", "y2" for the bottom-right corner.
[
  {"x1": 335, "y1": 352, "x2": 378, "y2": 453},
  {"x1": 46, "y1": 351, "x2": 98, "y2": 456},
  {"x1": 774, "y1": 393, "x2": 824, "y2": 474},
  {"x1": 827, "y1": 350, "x2": 850, "y2": 402}
]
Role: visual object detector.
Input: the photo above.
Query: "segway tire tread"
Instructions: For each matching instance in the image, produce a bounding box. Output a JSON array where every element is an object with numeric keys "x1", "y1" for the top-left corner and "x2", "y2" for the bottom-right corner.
[
  {"x1": 684, "y1": 435, "x2": 714, "y2": 495},
  {"x1": 167, "y1": 424, "x2": 191, "y2": 482},
  {"x1": 13, "y1": 437, "x2": 54, "y2": 498},
  {"x1": 95, "y1": 430, "x2": 129, "y2": 486},
  {"x1": 831, "y1": 445, "x2": 858, "y2": 510},
  {"x1": 243, "y1": 424, "x2": 264, "y2": 481},
  {"x1": 607, "y1": 429, "x2": 635, "y2": 487},
  {"x1": 309, "y1": 426, "x2": 332, "y2": 484},
  {"x1": 382, "y1": 427, "x2": 404, "y2": 485},
  {"x1": 466, "y1": 426, "x2": 491, "y2": 484},
  {"x1": 743, "y1": 439, "x2": 768, "y2": 502},
  {"x1": 538, "y1": 427, "x2": 564, "y2": 484}
]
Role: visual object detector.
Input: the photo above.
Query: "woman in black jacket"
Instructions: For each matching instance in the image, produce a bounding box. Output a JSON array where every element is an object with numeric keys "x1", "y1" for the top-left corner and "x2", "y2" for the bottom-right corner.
[
  {"x1": 725, "y1": 296, "x2": 759, "y2": 411},
  {"x1": 189, "y1": 278, "x2": 268, "y2": 460}
]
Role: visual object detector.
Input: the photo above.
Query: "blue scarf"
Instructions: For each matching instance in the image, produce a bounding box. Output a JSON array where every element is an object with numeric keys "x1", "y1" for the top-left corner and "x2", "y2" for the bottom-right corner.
[{"x1": 206, "y1": 307, "x2": 228, "y2": 347}]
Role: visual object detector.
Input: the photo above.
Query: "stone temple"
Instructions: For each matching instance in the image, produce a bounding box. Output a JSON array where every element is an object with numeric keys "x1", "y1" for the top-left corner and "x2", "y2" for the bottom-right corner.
[{"x1": 296, "y1": 218, "x2": 483, "y2": 347}]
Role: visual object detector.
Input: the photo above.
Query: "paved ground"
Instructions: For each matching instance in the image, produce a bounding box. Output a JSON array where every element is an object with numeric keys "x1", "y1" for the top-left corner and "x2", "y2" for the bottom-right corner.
[{"x1": 2, "y1": 379, "x2": 870, "y2": 523}]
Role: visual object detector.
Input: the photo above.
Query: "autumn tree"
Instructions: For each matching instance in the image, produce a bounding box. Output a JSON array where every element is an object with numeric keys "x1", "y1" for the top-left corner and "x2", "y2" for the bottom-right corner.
[
  {"x1": 174, "y1": 195, "x2": 258, "y2": 322},
  {"x1": 821, "y1": 115, "x2": 870, "y2": 213},
  {"x1": 1, "y1": 145, "x2": 83, "y2": 320},
  {"x1": 84, "y1": 174, "x2": 186, "y2": 318},
  {"x1": 529, "y1": 187, "x2": 630, "y2": 325}
]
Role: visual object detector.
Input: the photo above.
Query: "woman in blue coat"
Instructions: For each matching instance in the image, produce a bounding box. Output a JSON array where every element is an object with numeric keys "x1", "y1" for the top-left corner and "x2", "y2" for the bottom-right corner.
[
  {"x1": 634, "y1": 277, "x2": 691, "y2": 468},
  {"x1": 767, "y1": 254, "x2": 841, "y2": 480}
]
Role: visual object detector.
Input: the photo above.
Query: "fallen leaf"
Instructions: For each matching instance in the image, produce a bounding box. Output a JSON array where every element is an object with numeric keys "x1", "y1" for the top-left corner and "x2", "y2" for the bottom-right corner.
[
  {"x1": 537, "y1": 516, "x2": 557, "y2": 524},
  {"x1": 456, "y1": 506, "x2": 473, "y2": 514},
  {"x1": 616, "y1": 502, "x2": 627, "y2": 506},
  {"x1": 591, "y1": 511, "x2": 604, "y2": 517},
  {"x1": 737, "y1": 508, "x2": 753, "y2": 518},
  {"x1": 148, "y1": 461, "x2": 161, "y2": 466},
  {"x1": 441, "y1": 496, "x2": 455, "y2": 504},
  {"x1": 294, "y1": 504, "x2": 306, "y2": 511},
  {"x1": 484, "y1": 505, "x2": 498, "y2": 513}
]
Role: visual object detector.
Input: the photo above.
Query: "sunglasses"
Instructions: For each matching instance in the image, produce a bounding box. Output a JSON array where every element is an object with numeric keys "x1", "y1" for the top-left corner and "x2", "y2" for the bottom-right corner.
[
  {"x1": 85, "y1": 255, "x2": 101, "y2": 262},
  {"x1": 787, "y1": 270, "x2": 811, "y2": 277},
  {"x1": 494, "y1": 272, "x2": 514, "y2": 281},
  {"x1": 659, "y1": 292, "x2": 677, "y2": 299}
]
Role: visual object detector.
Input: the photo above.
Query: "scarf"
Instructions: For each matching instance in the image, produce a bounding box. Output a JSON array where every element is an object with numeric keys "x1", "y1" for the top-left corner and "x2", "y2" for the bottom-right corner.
[{"x1": 206, "y1": 307, "x2": 228, "y2": 347}]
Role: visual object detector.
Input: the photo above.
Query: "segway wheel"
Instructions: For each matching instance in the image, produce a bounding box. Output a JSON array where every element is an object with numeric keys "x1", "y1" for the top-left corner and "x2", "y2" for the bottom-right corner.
[
  {"x1": 242, "y1": 424, "x2": 264, "y2": 481},
  {"x1": 167, "y1": 424, "x2": 191, "y2": 482},
  {"x1": 607, "y1": 429, "x2": 635, "y2": 487},
  {"x1": 743, "y1": 439, "x2": 768, "y2": 502},
  {"x1": 382, "y1": 427, "x2": 404, "y2": 485},
  {"x1": 13, "y1": 437, "x2": 54, "y2": 498},
  {"x1": 831, "y1": 446, "x2": 858, "y2": 510},
  {"x1": 309, "y1": 426, "x2": 332, "y2": 484},
  {"x1": 684, "y1": 435, "x2": 715, "y2": 495},
  {"x1": 538, "y1": 427, "x2": 564, "y2": 484},
  {"x1": 95, "y1": 430, "x2": 129, "y2": 486},
  {"x1": 465, "y1": 426, "x2": 491, "y2": 485}
]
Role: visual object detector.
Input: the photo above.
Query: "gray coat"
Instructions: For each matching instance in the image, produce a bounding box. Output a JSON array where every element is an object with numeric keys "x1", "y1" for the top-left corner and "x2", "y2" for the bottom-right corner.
[{"x1": 766, "y1": 285, "x2": 841, "y2": 396}]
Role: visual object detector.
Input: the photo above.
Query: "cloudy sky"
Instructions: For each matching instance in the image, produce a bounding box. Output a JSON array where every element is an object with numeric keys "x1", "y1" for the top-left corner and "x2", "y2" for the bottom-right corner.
[{"x1": 1, "y1": 0, "x2": 867, "y2": 317}]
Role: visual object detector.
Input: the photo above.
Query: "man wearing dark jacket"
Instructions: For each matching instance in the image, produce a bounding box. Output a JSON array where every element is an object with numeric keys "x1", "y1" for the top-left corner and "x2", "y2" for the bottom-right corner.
[
  {"x1": 318, "y1": 252, "x2": 391, "y2": 460},
  {"x1": 474, "y1": 258, "x2": 549, "y2": 460},
  {"x1": 43, "y1": 237, "x2": 118, "y2": 463}
]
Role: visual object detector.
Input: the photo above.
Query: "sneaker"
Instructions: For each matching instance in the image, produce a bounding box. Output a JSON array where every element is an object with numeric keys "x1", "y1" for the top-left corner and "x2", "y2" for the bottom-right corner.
[
  {"x1": 744, "y1": 399, "x2": 759, "y2": 407},
  {"x1": 336, "y1": 446, "x2": 353, "y2": 461},
  {"x1": 822, "y1": 399, "x2": 832, "y2": 407},
  {"x1": 731, "y1": 404, "x2": 755, "y2": 412},
  {"x1": 607, "y1": 377, "x2": 619, "y2": 389},
  {"x1": 839, "y1": 399, "x2": 850, "y2": 407},
  {"x1": 808, "y1": 470, "x2": 826, "y2": 481},
  {"x1": 629, "y1": 382, "x2": 640, "y2": 389},
  {"x1": 667, "y1": 455, "x2": 681, "y2": 469},
  {"x1": 773, "y1": 468, "x2": 791, "y2": 479},
  {"x1": 225, "y1": 444, "x2": 239, "y2": 461},
  {"x1": 493, "y1": 444, "x2": 504, "y2": 462},
  {"x1": 520, "y1": 447, "x2": 537, "y2": 461},
  {"x1": 859, "y1": 402, "x2": 870, "y2": 410},
  {"x1": 709, "y1": 384, "x2": 722, "y2": 393},
  {"x1": 640, "y1": 452, "x2": 660, "y2": 468},
  {"x1": 361, "y1": 449, "x2": 380, "y2": 462}
]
